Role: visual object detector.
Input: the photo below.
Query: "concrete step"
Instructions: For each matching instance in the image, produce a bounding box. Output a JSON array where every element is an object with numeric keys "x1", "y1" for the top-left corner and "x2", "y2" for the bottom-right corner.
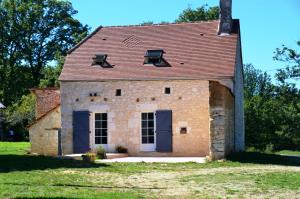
[
  {"x1": 106, "y1": 153, "x2": 129, "y2": 159},
  {"x1": 63, "y1": 153, "x2": 129, "y2": 160}
]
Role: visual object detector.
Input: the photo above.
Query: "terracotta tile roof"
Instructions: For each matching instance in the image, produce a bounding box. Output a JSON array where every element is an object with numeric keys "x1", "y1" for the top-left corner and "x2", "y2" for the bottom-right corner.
[
  {"x1": 30, "y1": 88, "x2": 60, "y2": 119},
  {"x1": 59, "y1": 20, "x2": 240, "y2": 81},
  {"x1": 27, "y1": 104, "x2": 60, "y2": 129}
]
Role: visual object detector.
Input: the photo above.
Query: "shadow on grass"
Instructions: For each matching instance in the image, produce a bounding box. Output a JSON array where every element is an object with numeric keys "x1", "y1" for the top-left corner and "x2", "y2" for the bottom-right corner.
[
  {"x1": 0, "y1": 155, "x2": 109, "y2": 173},
  {"x1": 227, "y1": 152, "x2": 300, "y2": 166}
]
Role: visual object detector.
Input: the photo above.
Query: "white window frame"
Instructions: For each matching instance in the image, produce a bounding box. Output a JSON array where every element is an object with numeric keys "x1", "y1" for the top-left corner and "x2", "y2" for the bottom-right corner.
[
  {"x1": 91, "y1": 112, "x2": 109, "y2": 151},
  {"x1": 140, "y1": 112, "x2": 156, "y2": 152}
]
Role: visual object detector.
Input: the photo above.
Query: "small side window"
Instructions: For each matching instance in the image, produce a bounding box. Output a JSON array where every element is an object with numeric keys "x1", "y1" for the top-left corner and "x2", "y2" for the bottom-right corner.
[
  {"x1": 180, "y1": 127, "x2": 187, "y2": 134},
  {"x1": 164, "y1": 87, "x2": 171, "y2": 94},
  {"x1": 116, "y1": 89, "x2": 122, "y2": 96}
]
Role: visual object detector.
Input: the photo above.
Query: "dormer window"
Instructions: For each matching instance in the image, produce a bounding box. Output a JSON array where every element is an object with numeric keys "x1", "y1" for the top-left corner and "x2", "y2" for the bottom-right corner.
[
  {"x1": 144, "y1": 49, "x2": 167, "y2": 66},
  {"x1": 92, "y1": 54, "x2": 111, "y2": 67}
]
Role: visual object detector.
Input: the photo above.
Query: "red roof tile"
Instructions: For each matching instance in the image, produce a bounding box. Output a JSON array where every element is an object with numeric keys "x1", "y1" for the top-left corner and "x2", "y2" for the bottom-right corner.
[
  {"x1": 30, "y1": 88, "x2": 60, "y2": 119},
  {"x1": 59, "y1": 20, "x2": 240, "y2": 81}
]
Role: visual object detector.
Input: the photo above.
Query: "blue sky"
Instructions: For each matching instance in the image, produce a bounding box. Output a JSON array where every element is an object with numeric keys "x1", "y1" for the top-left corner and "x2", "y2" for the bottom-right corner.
[{"x1": 70, "y1": 0, "x2": 300, "y2": 77}]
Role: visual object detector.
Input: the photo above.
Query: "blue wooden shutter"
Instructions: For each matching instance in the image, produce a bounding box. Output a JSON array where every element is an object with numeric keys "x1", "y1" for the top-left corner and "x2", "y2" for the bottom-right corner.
[
  {"x1": 156, "y1": 110, "x2": 172, "y2": 152},
  {"x1": 73, "y1": 111, "x2": 90, "y2": 153}
]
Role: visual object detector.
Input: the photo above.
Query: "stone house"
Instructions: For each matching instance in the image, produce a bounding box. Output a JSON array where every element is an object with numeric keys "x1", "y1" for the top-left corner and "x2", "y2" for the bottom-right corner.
[
  {"x1": 28, "y1": 88, "x2": 61, "y2": 156},
  {"x1": 29, "y1": 0, "x2": 245, "y2": 159}
]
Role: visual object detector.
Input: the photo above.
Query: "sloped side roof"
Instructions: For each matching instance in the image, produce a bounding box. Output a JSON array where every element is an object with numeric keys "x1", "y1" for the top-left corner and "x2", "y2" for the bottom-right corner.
[
  {"x1": 30, "y1": 88, "x2": 60, "y2": 118},
  {"x1": 27, "y1": 104, "x2": 60, "y2": 129},
  {"x1": 28, "y1": 88, "x2": 60, "y2": 128},
  {"x1": 59, "y1": 20, "x2": 240, "y2": 81}
]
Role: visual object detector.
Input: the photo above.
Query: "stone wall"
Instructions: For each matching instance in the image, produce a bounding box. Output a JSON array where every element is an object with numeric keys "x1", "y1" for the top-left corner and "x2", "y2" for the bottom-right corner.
[
  {"x1": 29, "y1": 106, "x2": 61, "y2": 156},
  {"x1": 234, "y1": 36, "x2": 245, "y2": 151},
  {"x1": 209, "y1": 81, "x2": 234, "y2": 159},
  {"x1": 60, "y1": 80, "x2": 210, "y2": 156}
]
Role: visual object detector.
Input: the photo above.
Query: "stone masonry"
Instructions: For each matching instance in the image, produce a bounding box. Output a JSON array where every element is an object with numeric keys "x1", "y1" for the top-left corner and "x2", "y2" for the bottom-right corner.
[
  {"x1": 28, "y1": 88, "x2": 61, "y2": 156},
  {"x1": 29, "y1": 106, "x2": 61, "y2": 156},
  {"x1": 209, "y1": 81, "x2": 234, "y2": 160},
  {"x1": 61, "y1": 80, "x2": 211, "y2": 157}
]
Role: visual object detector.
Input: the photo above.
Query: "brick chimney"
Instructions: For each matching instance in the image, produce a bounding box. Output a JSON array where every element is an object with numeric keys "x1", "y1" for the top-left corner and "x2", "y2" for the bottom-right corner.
[{"x1": 218, "y1": 0, "x2": 232, "y2": 35}]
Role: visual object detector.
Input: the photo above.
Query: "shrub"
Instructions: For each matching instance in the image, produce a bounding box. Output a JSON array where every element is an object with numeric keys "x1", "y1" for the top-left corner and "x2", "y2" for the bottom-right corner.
[
  {"x1": 96, "y1": 146, "x2": 106, "y2": 159},
  {"x1": 265, "y1": 144, "x2": 275, "y2": 154},
  {"x1": 116, "y1": 145, "x2": 128, "y2": 153},
  {"x1": 82, "y1": 152, "x2": 96, "y2": 163}
]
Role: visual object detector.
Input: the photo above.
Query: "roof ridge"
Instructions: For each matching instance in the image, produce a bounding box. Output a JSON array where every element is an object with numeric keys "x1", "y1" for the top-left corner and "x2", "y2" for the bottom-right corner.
[
  {"x1": 102, "y1": 19, "x2": 220, "y2": 28},
  {"x1": 30, "y1": 87, "x2": 60, "y2": 91},
  {"x1": 67, "y1": 26, "x2": 103, "y2": 54}
]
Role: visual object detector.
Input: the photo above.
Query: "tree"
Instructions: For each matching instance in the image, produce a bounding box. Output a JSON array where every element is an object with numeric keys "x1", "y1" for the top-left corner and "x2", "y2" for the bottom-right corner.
[
  {"x1": 274, "y1": 41, "x2": 300, "y2": 83},
  {"x1": 244, "y1": 64, "x2": 300, "y2": 151},
  {"x1": 0, "y1": 0, "x2": 89, "y2": 106},
  {"x1": 39, "y1": 54, "x2": 65, "y2": 88},
  {"x1": 244, "y1": 64, "x2": 277, "y2": 150},
  {"x1": 176, "y1": 5, "x2": 219, "y2": 23},
  {"x1": 4, "y1": 93, "x2": 35, "y2": 140},
  {"x1": 139, "y1": 5, "x2": 219, "y2": 26},
  {"x1": 140, "y1": 21, "x2": 154, "y2": 26}
]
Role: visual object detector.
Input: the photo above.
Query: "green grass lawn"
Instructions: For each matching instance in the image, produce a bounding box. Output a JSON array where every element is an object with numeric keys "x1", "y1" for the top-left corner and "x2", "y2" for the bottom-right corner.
[
  {"x1": 276, "y1": 150, "x2": 300, "y2": 156},
  {"x1": 0, "y1": 142, "x2": 299, "y2": 198}
]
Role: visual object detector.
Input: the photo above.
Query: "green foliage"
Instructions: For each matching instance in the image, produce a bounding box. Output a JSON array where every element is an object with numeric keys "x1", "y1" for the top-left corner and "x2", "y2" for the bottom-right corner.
[
  {"x1": 244, "y1": 64, "x2": 300, "y2": 151},
  {"x1": 96, "y1": 146, "x2": 107, "y2": 159},
  {"x1": 82, "y1": 152, "x2": 97, "y2": 163},
  {"x1": 4, "y1": 93, "x2": 35, "y2": 140},
  {"x1": 115, "y1": 145, "x2": 128, "y2": 153},
  {"x1": 274, "y1": 41, "x2": 300, "y2": 83},
  {"x1": 140, "y1": 4, "x2": 219, "y2": 26},
  {"x1": 176, "y1": 5, "x2": 219, "y2": 23},
  {"x1": 140, "y1": 21, "x2": 154, "y2": 26},
  {"x1": 0, "y1": 0, "x2": 89, "y2": 106},
  {"x1": 39, "y1": 65, "x2": 61, "y2": 88},
  {"x1": 4, "y1": 93, "x2": 35, "y2": 126},
  {"x1": 39, "y1": 55, "x2": 64, "y2": 88},
  {"x1": 0, "y1": 0, "x2": 89, "y2": 137}
]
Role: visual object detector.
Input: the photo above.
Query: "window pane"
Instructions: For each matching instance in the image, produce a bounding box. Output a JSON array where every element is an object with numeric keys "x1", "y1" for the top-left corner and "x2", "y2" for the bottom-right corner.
[
  {"x1": 142, "y1": 129, "x2": 148, "y2": 136},
  {"x1": 101, "y1": 120, "x2": 107, "y2": 128},
  {"x1": 149, "y1": 136, "x2": 154, "y2": 144},
  {"x1": 165, "y1": 87, "x2": 171, "y2": 94},
  {"x1": 148, "y1": 58, "x2": 160, "y2": 64},
  {"x1": 95, "y1": 137, "x2": 101, "y2": 144},
  {"x1": 95, "y1": 121, "x2": 101, "y2": 128},
  {"x1": 148, "y1": 128, "x2": 154, "y2": 136},
  {"x1": 148, "y1": 121, "x2": 154, "y2": 128},
  {"x1": 142, "y1": 136, "x2": 148, "y2": 144},
  {"x1": 102, "y1": 113, "x2": 107, "y2": 120},
  {"x1": 142, "y1": 121, "x2": 148, "y2": 128},
  {"x1": 142, "y1": 113, "x2": 147, "y2": 120},
  {"x1": 101, "y1": 137, "x2": 107, "y2": 144},
  {"x1": 148, "y1": 113, "x2": 154, "y2": 120},
  {"x1": 141, "y1": 112, "x2": 155, "y2": 145},
  {"x1": 101, "y1": 129, "x2": 107, "y2": 137},
  {"x1": 95, "y1": 129, "x2": 101, "y2": 136},
  {"x1": 116, "y1": 89, "x2": 122, "y2": 96},
  {"x1": 95, "y1": 113, "x2": 101, "y2": 120}
]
